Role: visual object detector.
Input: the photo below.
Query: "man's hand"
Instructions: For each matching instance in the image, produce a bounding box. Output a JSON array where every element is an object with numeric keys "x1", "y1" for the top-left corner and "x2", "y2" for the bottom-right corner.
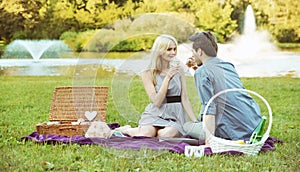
[{"x1": 185, "y1": 57, "x2": 199, "y2": 70}]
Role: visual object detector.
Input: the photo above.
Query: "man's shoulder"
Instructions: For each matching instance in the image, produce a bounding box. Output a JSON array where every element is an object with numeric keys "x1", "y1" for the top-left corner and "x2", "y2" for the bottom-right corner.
[{"x1": 194, "y1": 66, "x2": 210, "y2": 79}]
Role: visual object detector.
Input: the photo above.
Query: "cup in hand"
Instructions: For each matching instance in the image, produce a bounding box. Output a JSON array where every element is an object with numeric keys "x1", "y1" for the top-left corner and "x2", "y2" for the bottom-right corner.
[{"x1": 170, "y1": 58, "x2": 180, "y2": 68}]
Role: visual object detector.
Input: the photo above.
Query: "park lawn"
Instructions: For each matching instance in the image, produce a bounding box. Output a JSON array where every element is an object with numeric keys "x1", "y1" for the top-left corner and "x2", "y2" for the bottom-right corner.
[{"x1": 0, "y1": 76, "x2": 299, "y2": 171}]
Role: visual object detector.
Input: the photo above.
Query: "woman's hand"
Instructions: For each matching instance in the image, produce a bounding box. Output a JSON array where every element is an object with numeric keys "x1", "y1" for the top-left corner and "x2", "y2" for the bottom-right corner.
[{"x1": 166, "y1": 66, "x2": 180, "y2": 79}]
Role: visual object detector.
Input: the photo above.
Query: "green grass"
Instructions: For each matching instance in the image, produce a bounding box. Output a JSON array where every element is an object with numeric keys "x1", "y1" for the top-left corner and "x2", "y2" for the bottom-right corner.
[
  {"x1": 0, "y1": 76, "x2": 299, "y2": 171},
  {"x1": 276, "y1": 43, "x2": 300, "y2": 52},
  {"x1": 276, "y1": 42, "x2": 300, "y2": 49}
]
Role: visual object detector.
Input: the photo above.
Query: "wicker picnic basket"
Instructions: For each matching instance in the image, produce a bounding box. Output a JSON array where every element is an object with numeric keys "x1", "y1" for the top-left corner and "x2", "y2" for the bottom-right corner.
[
  {"x1": 203, "y1": 88, "x2": 272, "y2": 155},
  {"x1": 36, "y1": 86, "x2": 109, "y2": 136}
]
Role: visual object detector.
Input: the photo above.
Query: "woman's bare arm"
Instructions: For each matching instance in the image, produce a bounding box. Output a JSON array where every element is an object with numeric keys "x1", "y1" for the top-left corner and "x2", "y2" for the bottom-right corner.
[{"x1": 141, "y1": 69, "x2": 176, "y2": 107}]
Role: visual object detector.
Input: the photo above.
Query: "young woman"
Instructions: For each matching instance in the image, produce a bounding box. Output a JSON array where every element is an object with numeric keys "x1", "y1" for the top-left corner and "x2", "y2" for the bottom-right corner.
[
  {"x1": 184, "y1": 31, "x2": 262, "y2": 141},
  {"x1": 115, "y1": 34, "x2": 197, "y2": 138}
]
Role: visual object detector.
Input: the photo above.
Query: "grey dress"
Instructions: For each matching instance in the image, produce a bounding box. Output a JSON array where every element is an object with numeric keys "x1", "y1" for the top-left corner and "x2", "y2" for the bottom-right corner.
[{"x1": 138, "y1": 73, "x2": 188, "y2": 136}]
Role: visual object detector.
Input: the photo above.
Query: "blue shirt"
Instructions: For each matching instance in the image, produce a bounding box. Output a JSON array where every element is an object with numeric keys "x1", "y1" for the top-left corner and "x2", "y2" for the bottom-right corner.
[{"x1": 194, "y1": 57, "x2": 261, "y2": 140}]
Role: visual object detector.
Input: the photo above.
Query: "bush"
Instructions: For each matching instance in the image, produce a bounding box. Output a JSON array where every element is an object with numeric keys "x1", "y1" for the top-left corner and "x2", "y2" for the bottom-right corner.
[
  {"x1": 61, "y1": 13, "x2": 196, "y2": 52},
  {"x1": 12, "y1": 31, "x2": 28, "y2": 40},
  {"x1": 275, "y1": 28, "x2": 299, "y2": 43},
  {"x1": 81, "y1": 13, "x2": 196, "y2": 52},
  {"x1": 60, "y1": 30, "x2": 96, "y2": 52},
  {"x1": 60, "y1": 31, "x2": 78, "y2": 40},
  {"x1": 83, "y1": 29, "x2": 125, "y2": 52},
  {"x1": 111, "y1": 35, "x2": 156, "y2": 52}
]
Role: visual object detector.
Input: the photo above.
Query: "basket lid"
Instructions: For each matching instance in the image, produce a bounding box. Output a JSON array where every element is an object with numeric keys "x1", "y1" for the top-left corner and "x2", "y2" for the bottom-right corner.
[{"x1": 49, "y1": 86, "x2": 109, "y2": 122}]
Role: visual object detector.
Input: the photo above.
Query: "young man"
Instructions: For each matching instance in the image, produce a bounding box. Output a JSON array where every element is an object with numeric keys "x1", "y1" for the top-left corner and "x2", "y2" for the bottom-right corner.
[{"x1": 184, "y1": 31, "x2": 261, "y2": 141}]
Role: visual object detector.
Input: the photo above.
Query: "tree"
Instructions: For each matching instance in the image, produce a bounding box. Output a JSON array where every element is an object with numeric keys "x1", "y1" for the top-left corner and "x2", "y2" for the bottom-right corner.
[
  {"x1": 0, "y1": 6, "x2": 24, "y2": 42},
  {"x1": 267, "y1": 0, "x2": 300, "y2": 42},
  {"x1": 0, "y1": 0, "x2": 299, "y2": 44},
  {"x1": 174, "y1": 0, "x2": 238, "y2": 42},
  {"x1": 0, "y1": 0, "x2": 43, "y2": 41},
  {"x1": 227, "y1": 0, "x2": 300, "y2": 43}
]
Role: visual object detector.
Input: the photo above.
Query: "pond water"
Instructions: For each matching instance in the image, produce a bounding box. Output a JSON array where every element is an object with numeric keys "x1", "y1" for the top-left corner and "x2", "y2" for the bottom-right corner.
[
  {"x1": 0, "y1": 52, "x2": 150, "y2": 76},
  {"x1": 0, "y1": 49, "x2": 299, "y2": 77}
]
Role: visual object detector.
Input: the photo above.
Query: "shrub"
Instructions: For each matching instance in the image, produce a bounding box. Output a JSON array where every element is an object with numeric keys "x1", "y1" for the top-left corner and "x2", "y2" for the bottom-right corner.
[
  {"x1": 62, "y1": 13, "x2": 196, "y2": 52},
  {"x1": 275, "y1": 28, "x2": 299, "y2": 43},
  {"x1": 60, "y1": 30, "x2": 96, "y2": 52},
  {"x1": 111, "y1": 35, "x2": 156, "y2": 52},
  {"x1": 81, "y1": 13, "x2": 196, "y2": 52}
]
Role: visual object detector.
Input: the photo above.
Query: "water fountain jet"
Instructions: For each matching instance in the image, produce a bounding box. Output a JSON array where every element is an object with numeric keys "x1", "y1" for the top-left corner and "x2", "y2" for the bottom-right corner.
[
  {"x1": 2, "y1": 40, "x2": 71, "y2": 62},
  {"x1": 220, "y1": 5, "x2": 279, "y2": 64},
  {"x1": 177, "y1": 5, "x2": 300, "y2": 77}
]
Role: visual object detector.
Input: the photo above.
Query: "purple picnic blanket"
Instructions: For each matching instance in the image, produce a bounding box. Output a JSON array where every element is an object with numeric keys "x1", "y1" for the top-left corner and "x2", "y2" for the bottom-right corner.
[{"x1": 19, "y1": 123, "x2": 282, "y2": 155}]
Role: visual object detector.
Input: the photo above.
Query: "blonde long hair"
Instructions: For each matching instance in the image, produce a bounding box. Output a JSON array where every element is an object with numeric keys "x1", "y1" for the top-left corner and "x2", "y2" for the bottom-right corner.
[{"x1": 147, "y1": 34, "x2": 178, "y2": 85}]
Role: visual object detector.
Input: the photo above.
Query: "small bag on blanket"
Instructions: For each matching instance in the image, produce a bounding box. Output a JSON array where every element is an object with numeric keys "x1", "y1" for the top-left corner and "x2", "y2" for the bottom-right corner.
[{"x1": 85, "y1": 122, "x2": 113, "y2": 138}]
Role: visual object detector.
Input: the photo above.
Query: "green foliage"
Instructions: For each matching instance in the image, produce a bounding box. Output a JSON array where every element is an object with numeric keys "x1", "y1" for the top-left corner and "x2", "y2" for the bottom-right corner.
[
  {"x1": 0, "y1": 0, "x2": 299, "y2": 45},
  {"x1": 60, "y1": 30, "x2": 96, "y2": 52},
  {"x1": 79, "y1": 13, "x2": 196, "y2": 52},
  {"x1": 0, "y1": 76, "x2": 299, "y2": 171},
  {"x1": 0, "y1": 1, "x2": 27, "y2": 42},
  {"x1": 83, "y1": 29, "x2": 125, "y2": 52},
  {"x1": 128, "y1": 13, "x2": 196, "y2": 43},
  {"x1": 12, "y1": 31, "x2": 28, "y2": 40},
  {"x1": 180, "y1": 0, "x2": 237, "y2": 43},
  {"x1": 112, "y1": 36, "x2": 156, "y2": 52},
  {"x1": 59, "y1": 31, "x2": 78, "y2": 41},
  {"x1": 239, "y1": 0, "x2": 300, "y2": 43},
  {"x1": 274, "y1": 28, "x2": 299, "y2": 43},
  {"x1": 263, "y1": 0, "x2": 300, "y2": 43}
]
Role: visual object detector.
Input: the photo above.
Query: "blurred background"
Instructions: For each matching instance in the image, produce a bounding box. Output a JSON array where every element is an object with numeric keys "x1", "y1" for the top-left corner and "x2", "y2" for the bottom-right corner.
[{"x1": 0, "y1": 0, "x2": 299, "y2": 53}]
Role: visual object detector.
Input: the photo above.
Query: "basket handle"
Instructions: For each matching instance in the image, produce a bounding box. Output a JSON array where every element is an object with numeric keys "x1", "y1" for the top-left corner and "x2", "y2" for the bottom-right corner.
[{"x1": 202, "y1": 88, "x2": 272, "y2": 141}]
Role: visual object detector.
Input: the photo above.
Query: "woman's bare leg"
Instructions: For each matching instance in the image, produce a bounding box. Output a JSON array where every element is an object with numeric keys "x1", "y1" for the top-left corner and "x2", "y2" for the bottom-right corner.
[
  {"x1": 157, "y1": 126, "x2": 179, "y2": 138},
  {"x1": 119, "y1": 125, "x2": 158, "y2": 137},
  {"x1": 114, "y1": 125, "x2": 131, "y2": 131}
]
